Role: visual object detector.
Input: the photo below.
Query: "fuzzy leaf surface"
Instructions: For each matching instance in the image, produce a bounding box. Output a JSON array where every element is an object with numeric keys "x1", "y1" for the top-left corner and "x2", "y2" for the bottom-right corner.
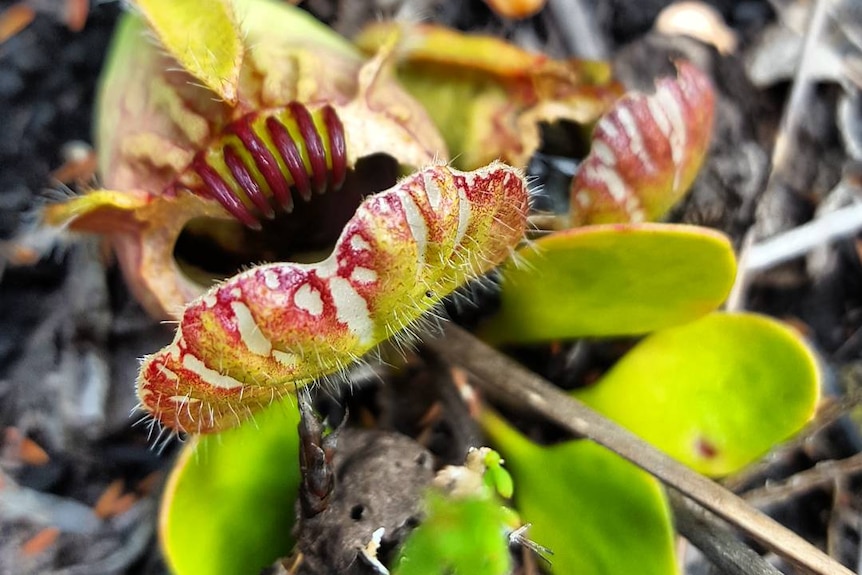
[
  {"x1": 131, "y1": 0, "x2": 243, "y2": 104},
  {"x1": 138, "y1": 163, "x2": 528, "y2": 434}
]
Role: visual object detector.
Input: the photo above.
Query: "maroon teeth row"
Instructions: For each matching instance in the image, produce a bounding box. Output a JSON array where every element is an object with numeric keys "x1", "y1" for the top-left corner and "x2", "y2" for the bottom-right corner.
[{"x1": 188, "y1": 102, "x2": 347, "y2": 229}]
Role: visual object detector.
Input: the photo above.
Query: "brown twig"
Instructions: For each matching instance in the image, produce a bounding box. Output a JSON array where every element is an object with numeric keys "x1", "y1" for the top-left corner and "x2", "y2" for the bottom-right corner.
[
  {"x1": 742, "y1": 452, "x2": 862, "y2": 507},
  {"x1": 669, "y1": 490, "x2": 782, "y2": 575},
  {"x1": 424, "y1": 323, "x2": 853, "y2": 575}
]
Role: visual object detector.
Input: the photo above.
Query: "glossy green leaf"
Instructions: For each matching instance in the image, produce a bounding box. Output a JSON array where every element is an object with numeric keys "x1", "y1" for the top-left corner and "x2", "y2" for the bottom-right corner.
[
  {"x1": 481, "y1": 410, "x2": 677, "y2": 575},
  {"x1": 573, "y1": 313, "x2": 820, "y2": 476},
  {"x1": 131, "y1": 0, "x2": 243, "y2": 104},
  {"x1": 395, "y1": 493, "x2": 513, "y2": 575},
  {"x1": 480, "y1": 223, "x2": 736, "y2": 344},
  {"x1": 160, "y1": 399, "x2": 301, "y2": 575}
]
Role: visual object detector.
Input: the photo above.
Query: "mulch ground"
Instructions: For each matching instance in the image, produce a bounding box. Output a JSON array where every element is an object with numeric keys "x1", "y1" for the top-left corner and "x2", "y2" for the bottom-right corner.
[{"x1": 1, "y1": 0, "x2": 862, "y2": 573}]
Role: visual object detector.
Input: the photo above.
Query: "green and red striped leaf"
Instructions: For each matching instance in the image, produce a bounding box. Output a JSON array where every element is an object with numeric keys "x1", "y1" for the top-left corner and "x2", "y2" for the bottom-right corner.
[{"x1": 570, "y1": 62, "x2": 714, "y2": 225}]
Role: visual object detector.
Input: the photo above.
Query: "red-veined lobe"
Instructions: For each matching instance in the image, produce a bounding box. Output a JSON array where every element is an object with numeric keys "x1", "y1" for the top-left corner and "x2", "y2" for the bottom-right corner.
[
  {"x1": 178, "y1": 102, "x2": 347, "y2": 229},
  {"x1": 570, "y1": 61, "x2": 715, "y2": 225},
  {"x1": 138, "y1": 161, "x2": 528, "y2": 434}
]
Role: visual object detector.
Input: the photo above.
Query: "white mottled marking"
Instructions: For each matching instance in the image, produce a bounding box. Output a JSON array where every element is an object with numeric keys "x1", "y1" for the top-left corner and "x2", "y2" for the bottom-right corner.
[
  {"x1": 654, "y1": 86, "x2": 688, "y2": 192},
  {"x1": 400, "y1": 194, "x2": 428, "y2": 269},
  {"x1": 164, "y1": 341, "x2": 183, "y2": 360},
  {"x1": 576, "y1": 190, "x2": 592, "y2": 208},
  {"x1": 203, "y1": 293, "x2": 217, "y2": 308},
  {"x1": 272, "y1": 350, "x2": 299, "y2": 367},
  {"x1": 587, "y1": 164, "x2": 630, "y2": 204},
  {"x1": 454, "y1": 186, "x2": 471, "y2": 247},
  {"x1": 423, "y1": 171, "x2": 443, "y2": 210},
  {"x1": 351, "y1": 234, "x2": 371, "y2": 252},
  {"x1": 169, "y1": 395, "x2": 202, "y2": 404},
  {"x1": 600, "y1": 118, "x2": 620, "y2": 141},
  {"x1": 351, "y1": 266, "x2": 378, "y2": 284},
  {"x1": 294, "y1": 283, "x2": 324, "y2": 316},
  {"x1": 230, "y1": 288, "x2": 242, "y2": 298},
  {"x1": 315, "y1": 258, "x2": 338, "y2": 279},
  {"x1": 263, "y1": 269, "x2": 280, "y2": 290},
  {"x1": 654, "y1": 88, "x2": 687, "y2": 166},
  {"x1": 591, "y1": 141, "x2": 617, "y2": 166},
  {"x1": 328, "y1": 276, "x2": 374, "y2": 344},
  {"x1": 182, "y1": 354, "x2": 244, "y2": 389},
  {"x1": 156, "y1": 365, "x2": 179, "y2": 382},
  {"x1": 376, "y1": 199, "x2": 392, "y2": 214},
  {"x1": 625, "y1": 195, "x2": 645, "y2": 220},
  {"x1": 616, "y1": 106, "x2": 655, "y2": 172},
  {"x1": 647, "y1": 97, "x2": 672, "y2": 138},
  {"x1": 230, "y1": 301, "x2": 272, "y2": 356}
]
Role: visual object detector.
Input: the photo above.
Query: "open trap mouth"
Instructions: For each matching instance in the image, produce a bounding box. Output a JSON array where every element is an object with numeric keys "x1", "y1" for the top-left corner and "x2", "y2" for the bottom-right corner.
[{"x1": 173, "y1": 153, "x2": 400, "y2": 282}]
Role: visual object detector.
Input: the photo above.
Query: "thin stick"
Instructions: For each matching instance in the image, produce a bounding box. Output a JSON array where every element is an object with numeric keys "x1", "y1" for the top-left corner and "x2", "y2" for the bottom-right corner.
[
  {"x1": 743, "y1": 452, "x2": 862, "y2": 507},
  {"x1": 745, "y1": 201, "x2": 862, "y2": 272},
  {"x1": 546, "y1": 0, "x2": 608, "y2": 59},
  {"x1": 425, "y1": 324, "x2": 853, "y2": 575},
  {"x1": 669, "y1": 490, "x2": 782, "y2": 575}
]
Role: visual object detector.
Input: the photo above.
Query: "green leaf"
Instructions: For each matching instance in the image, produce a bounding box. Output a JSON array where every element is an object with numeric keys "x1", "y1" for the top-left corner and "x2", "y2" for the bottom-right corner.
[
  {"x1": 481, "y1": 410, "x2": 677, "y2": 575},
  {"x1": 573, "y1": 312, "x2": 820, "y2": 476},
  {"x1": 480, "y1": 223, "x2": 736, "y2": 344},
  {"x1": 160, "y1": 399, "x2": 301, "y2": 575},
  {"x1": 395, "y1": 493, "x2": 513, "y2": 575},
  {"x1": 131, "y1": 0, "x2": 243, "y2": 104}
]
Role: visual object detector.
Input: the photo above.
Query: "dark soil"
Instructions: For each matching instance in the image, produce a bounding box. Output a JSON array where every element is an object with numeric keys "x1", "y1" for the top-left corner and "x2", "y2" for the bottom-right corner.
[{"x1": 2, "y1": 0, "x2": 862, "y2": 574}]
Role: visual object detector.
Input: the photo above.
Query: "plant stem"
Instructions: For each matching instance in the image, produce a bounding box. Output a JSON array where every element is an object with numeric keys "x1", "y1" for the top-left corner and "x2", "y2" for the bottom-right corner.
[{"x1": 424, "y1": 323, "x2": 853, "y2": 575}]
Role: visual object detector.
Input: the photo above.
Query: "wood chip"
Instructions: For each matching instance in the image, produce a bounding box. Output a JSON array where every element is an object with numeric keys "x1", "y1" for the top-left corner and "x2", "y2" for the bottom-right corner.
[
  {"x1": 482, "y1": 0, "x2": 547, "y2": 19},
  {"x1": 110, "y1": 492, "x2": 139, "y2": 517},
  {"x1": 20, "y1": 527, "x2": 60, "y2": 557},
  {"x1": 3, "y1": 427, "x2": 50, "y2": 466},
  {"x1": 656, "y1": 1, "x2": 737, "y2": 54},
  {"x1": 135, "y1": 471, "x2": 163, "y2": 496},
  {"x1": 50, "y1": 151, "x2": 97, "y2": 185},
  {"x1": 93, "y1": 479, "x2": 125, "y2": 519},
  {"x1": 65, "y1": 0, "x2": 89, "y2": 32},
  {"x1": 18, "y1": 436, "x2": 50, "y2": 466},
  {"x1": 0, "y1": 3, "x2": 34, "y2": 45}
]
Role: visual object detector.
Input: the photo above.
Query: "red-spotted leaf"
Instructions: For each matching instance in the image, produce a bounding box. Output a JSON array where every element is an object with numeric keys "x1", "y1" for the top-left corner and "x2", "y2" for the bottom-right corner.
[
  {"x1": 138, "y1": 162, "x2": 529, "y2": 434},
  {"x1": 160, "y1": 399, "x2": 301, "y2": 575},
  {"x1": 573, "y1": 313, "x2": 820, "y2": 476},
  {"x1": 480, "y1": 223, "x2": 736, "y2": 344},
  {"x1": 570, "y1": 61, "x2": 715, "y2": 225}
]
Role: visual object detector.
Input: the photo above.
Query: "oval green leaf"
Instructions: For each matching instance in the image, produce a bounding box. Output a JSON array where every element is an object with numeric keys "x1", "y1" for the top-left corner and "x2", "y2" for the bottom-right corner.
[
  {"x1": 480, "y1": 223, "x2": 736, "y2": 344},
  {"x1": 131, "y1": 0, "x2": 243, "y2": 104},
  {"x1": 482, "y1": 410, "x2": 676, "y2": 575},
  {"x1": 160, "y1": 399, "x2": 301, "y2": 575},
  {"x1": 573, "y1": 312, "x2": 820, "y2": 476}
]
